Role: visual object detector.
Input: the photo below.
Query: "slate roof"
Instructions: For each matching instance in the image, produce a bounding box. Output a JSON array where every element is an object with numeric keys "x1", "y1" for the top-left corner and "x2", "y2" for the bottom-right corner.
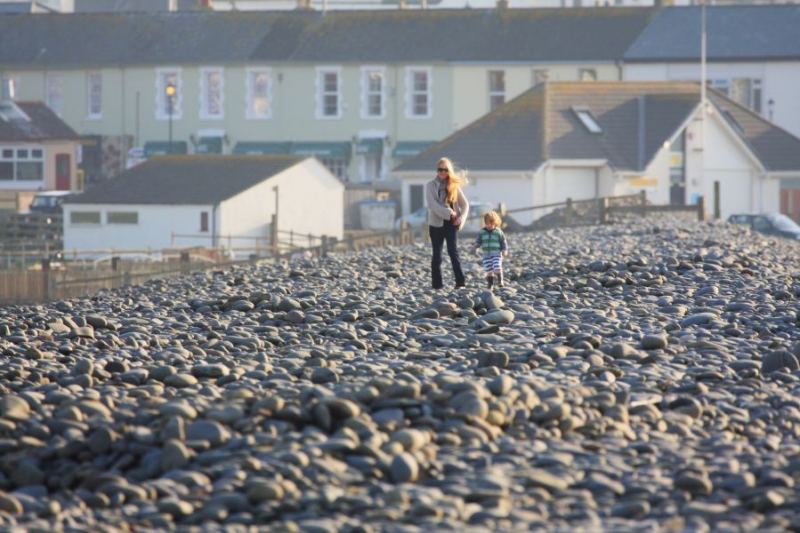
[
  {"x1": 65, "y1": 155, "x2": 305, "y2": 205},
  {"x1": 624, "y1": 5, "x2": 800, "y2": 62},
  {"x1": 0, "y1": 101, "x2": 80, "y2": 141},
  {"x1": 395, "y1": 81, "x2": 800, "y2": 174},
  {"x1": 0, "y1": 7, "x2": 656, "y2": 66}
]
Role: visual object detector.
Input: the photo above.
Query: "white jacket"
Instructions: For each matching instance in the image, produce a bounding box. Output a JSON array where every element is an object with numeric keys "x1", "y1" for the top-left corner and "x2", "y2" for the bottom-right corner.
[{"x1": 426, "y1": 177, "x2": 469, "y2": 229}]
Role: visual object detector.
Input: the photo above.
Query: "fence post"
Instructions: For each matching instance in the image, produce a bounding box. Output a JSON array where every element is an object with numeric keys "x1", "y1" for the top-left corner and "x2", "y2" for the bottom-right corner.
[
  {"x1": 321, "y1": 235, "x2": 328, "y2": 258},
  {"x1": 697, "y1": 195, "x2": 706, "y2": 222},
  {"x1": 270, "y1": 213, "x2": 278, "y2": 254},
  {"x1": 565, "y1": 198, "x2": 573, "y2": 224},
  {"x1": 639, "y1": 189, "x2": 647, "y2": 217},
  {"x1": 598, "y1": 197, "x2": 609, "y2": 224},
  {"x1": 41, "y1": 258, "x2": 50, "y2": 301},
  {"x1": 347, "y1": 234, "x2": 355, "y2": 251},
  {"x1": 180, "y1": 251, "x2": 190, "y2": 274},
  {"x1": 713, "y1": 181, "x2": 721, "y2": 220},
  {"x1": 111, "y1": 256, "x2": 120, "y2": 272}
]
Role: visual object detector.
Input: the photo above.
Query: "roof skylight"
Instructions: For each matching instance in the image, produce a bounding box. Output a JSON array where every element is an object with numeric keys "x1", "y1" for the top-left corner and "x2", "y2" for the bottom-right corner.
[{"x1": 572, "y1": 107, "x2": 602, "y2": 134}]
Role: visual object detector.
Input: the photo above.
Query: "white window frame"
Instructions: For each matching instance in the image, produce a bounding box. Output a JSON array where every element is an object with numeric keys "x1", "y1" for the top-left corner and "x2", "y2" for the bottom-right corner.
[
  {"x1": 155, "y1": 67, "x2": 182, "y2": 120},
  {"x1": 245, "y1": 67, "x2": 272, "y2": 120},
  {"x1": 0, "y1": 145, "x2": 45, "y2": 185},
  {"x1": 488, "y1": 70, "x2": 505, "y2": 111},
  {"x1": 86, "y1": 71, "x2": 102, "y2": 120},
  {"x1": 405, "y1": 66, "x2": 432, "y2": 119},
  {"x1": 360, "y1": 66, "x2": 386, "y2": 119},
  {"x1": 46, "y1": 73, "x2": 64, "y2": 117},
  {"x1": 316, "y1": 66, "x2": 342, "y2": 119},
  {"x1": 199, "y1": 66, "x2": 224, "y2": 120},
  {"x1": 69, "y1": 211, "x2": 101, "y2": 225},
  {"x1": 1, "y1": 73, "x2": 19, "y2": 100}
]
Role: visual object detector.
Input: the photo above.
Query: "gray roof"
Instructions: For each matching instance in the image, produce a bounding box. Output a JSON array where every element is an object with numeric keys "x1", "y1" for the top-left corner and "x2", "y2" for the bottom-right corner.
[
  {"x1": 0, "y1": 7, "x2": 656, "y2": 67},
  {"x1": 395, "y1": 81, "x2": 800, "y2": 173},
  {"x1": 624, "y1": 5, "x2": 800, "y2": 62},
  {"x1": 65, "y1": 155, "x2": 305, "y2": 205},
  {"x1": 0, "y1": 101, "x2": 79, "y2": 141}
]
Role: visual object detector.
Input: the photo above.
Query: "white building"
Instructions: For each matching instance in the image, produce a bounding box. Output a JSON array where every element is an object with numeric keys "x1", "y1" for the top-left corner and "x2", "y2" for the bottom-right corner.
[
  {"x1": 623, "y1": 5, "x2": 800, "y2": 138},
  {"x1": 63, "y1": 155, "x2": 344, "y2": 255},
  {"x1": 395, "y1": 81, "x2": 800, "y2": 224}
]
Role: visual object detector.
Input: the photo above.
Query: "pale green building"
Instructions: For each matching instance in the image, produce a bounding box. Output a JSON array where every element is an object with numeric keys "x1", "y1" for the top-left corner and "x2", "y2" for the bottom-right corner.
[{"x1": 0, "y1": 7, "x2": 656, "y2": 190}]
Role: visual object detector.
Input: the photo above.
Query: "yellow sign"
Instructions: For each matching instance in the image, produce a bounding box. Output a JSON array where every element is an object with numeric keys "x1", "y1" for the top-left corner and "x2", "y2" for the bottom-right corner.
[
  {"x1": 629, "y1": 176, "x2": 658, "y2": 188},
  {"x1": 669, "y1": 152, "x2": 684, "y2": 167}
]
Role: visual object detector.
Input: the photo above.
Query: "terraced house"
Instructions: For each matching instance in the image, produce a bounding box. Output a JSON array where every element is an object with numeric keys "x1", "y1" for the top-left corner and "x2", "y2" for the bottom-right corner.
[{"x1": 0, "y1": 7, "x2": 655, "y2": 188}]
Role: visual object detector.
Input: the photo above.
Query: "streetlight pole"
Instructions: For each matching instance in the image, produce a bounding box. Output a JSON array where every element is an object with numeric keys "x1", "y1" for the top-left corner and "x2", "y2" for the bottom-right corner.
[{"x1": 165, "y1": 82, "x2": 176, "y2": 154}]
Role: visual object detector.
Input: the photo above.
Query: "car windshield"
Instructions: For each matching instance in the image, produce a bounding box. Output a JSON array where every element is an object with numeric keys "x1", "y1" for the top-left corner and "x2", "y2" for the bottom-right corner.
[
  {"x1": 768, "y1": 214, "x2": 800, "y2": 233},
  {"x1": 30, "y1": 196, "x2": 56, "y2": 208}
]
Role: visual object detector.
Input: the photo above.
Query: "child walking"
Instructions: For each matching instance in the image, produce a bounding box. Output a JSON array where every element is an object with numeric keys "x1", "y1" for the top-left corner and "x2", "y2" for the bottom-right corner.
[{"x1": 474, "y1": 211, "x2": 509, "y2": 289}]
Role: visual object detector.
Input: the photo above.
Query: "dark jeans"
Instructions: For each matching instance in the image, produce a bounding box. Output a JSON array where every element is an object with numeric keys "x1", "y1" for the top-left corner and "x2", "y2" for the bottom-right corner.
[{"x1": 430, "y1": 220, "x2": 465, "y2": 289}]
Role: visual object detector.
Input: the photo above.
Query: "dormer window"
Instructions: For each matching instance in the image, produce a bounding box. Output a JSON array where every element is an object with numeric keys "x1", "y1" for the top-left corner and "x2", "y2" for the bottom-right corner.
[{"x1": 572, "y1": 107, "x2": 602, "y2": 134}]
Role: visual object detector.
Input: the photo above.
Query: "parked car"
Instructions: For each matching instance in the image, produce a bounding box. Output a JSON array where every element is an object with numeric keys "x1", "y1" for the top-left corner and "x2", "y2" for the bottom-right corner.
[
  {"x1": 728, "y1": 213, "x2": 800, "y2": 240},
  {"x1": 27, "y1": 190, "x2": 74, "y2": 214},
  {"x1": 395, "y1": 202, "x2": 495, "y2": 233}
]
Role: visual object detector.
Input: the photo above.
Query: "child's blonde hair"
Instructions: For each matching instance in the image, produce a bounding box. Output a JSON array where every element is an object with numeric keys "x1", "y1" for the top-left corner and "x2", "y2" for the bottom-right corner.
[{"x1": 483, "y1": 211, "x2": 502, "y2": 227}]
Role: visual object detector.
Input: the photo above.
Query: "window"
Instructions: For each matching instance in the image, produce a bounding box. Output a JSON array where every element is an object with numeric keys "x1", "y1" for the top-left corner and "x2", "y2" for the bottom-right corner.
[
  {"x1": 488, "y1": 70, "x2": 505, "y2": 111},
  {"x1": 532, "y1": 69, "x2": 549, "y2": 86},
  {"x1": 578, "y1": 68, "x2": 597, "y2": 82},
  {"x1": 87, "y1": 71, "x2": 102, "y2": 119},
  {"x1": 361, "y1": 66, "x2": 385, "y2": 119},
  {"x1": 200, "y1": 67, "x2": 224, "y2": 119},
  {"x1": 709, "y1": 79, "x2": 730, "y2": 96},
  {"x1": 406, "y1": 66, "x2": 432, "y2": 118},
  {"x1": 0, "y1": 146, "x2": 44, "y2": 183},
  {"x1": 316, "y1": 67, "x2": 341, "y2": 119},
  {"x1": 572, "y1": 107, "x2": 602, "y2": 133},
  {"x1": 246, "y1": 68, "x2": 272, "y2": 119},
  {"x1": 156, "y1": 68, "x2": 182, "y2": 120},
  {"x1": 752, "y1": 79, "x2": 762, "y2": 114},
  {"x1": 321, "y1": 157, "x2": 348, "y2": 180},
  {"x1": 200, "y1": 211, "x2": 209, "y2": 232},
  {"x1": 107, "y1": 211, "x2": 138, "y2": 224},
  {"x1": 70, "y1": 211, "x2": 101, "y2": 224},
  {"x1": 1, "y1": 74, "x2": 18, "y2": 100},
  {"x1": 46, "y1": 74, "x2": 64, "y2": 116}
]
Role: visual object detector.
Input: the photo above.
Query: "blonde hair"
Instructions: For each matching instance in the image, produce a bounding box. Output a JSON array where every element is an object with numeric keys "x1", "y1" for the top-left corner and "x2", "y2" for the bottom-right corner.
[
  {"x1": 437, "y1": 157, "x2": 467, "y2": 205},
  {"x1": 483, "y1": 211, "x2": 502, "y2": 227}
]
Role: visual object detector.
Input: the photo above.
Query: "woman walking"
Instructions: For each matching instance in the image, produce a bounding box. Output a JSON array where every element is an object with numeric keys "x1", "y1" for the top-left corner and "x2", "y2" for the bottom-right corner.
[{"x1": 426, "y1": 157, "x2": 469, "y2": 290}]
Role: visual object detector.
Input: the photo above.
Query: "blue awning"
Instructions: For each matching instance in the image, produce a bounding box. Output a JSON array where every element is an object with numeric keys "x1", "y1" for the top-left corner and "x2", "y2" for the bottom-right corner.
[
  {"x1": 144, "y1": 141, "x2": 188, "y2": 157},
  {"x1": 356, "y1": 138, "x2": 383, "y2": 155},
  {"x1": 195, "y1": 136, "x2": 223, "y2": 154},
  {"x1": 392, "y1": 141, "x2": 435, "y2": 158},
  {"x1": 233, "y1": 142, "x2": 291, "y2": 155},
  {"x1": 290, "y1": 142, "x2": 351, "y2": 159}
]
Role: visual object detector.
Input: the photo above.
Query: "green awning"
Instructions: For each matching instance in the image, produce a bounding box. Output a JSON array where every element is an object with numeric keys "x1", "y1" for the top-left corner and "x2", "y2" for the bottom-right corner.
[
  {"x1": 291, "y1": 142, "x2": 351, "y2": 159},
  {"x1": 233, "y1": 142, "x2": 291, "y2": 155},
  {"x1": 196, "y1": 136, "x2": 223, "y2": 154},
  {"x1": 392, "y1": 141, "x2": 435, "y2": 159},
  {"x1": 144, "y1": 141, "x2": 188, "y2": 157},
  {"x1": 356, "y1": 138, "x2": 383, "y2": 155}
]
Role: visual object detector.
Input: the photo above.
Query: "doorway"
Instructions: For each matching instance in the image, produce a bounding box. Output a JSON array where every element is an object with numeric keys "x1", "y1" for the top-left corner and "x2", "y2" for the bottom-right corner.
[{"x1": 55, "y1": 153, "x2": 71, "y2": 190}]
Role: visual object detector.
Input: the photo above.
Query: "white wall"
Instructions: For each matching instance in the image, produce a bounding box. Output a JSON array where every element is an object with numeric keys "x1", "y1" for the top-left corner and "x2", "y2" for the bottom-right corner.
[
  {"x1": 400, "y1": 172, "x2": 537, "y2": 224},
  {"x1": 219, "y1": 158, "x2": 344, "y2": 249},
  {"x1": 63, "y1": 203, "x2": 211, "y2": 253},
  {"x1": 625, "y1": 61, "x2": 800, "y2": 138}
]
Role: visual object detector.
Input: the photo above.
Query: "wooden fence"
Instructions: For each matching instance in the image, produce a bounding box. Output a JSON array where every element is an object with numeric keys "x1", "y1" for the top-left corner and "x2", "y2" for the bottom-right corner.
[{"x1": 0, "y1": 192, "x2": 708, "y2": 305}]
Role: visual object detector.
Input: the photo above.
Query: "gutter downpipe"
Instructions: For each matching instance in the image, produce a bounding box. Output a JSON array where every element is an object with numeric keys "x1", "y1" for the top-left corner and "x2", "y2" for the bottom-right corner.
[{"x1": 212, "y1": 203, "x2": 219, "y2": 249}]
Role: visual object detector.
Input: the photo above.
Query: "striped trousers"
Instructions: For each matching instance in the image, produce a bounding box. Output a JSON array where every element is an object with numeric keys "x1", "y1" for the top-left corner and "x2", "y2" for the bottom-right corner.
[{"x1": 482, "y1": 252, "x2": 503, "y2": 274}]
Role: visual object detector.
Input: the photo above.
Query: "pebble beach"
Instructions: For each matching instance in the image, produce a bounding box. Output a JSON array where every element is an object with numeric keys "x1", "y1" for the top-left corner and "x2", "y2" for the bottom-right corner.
[{"x1": 1, "y1": 216, "x2": 799, "y2": 532}]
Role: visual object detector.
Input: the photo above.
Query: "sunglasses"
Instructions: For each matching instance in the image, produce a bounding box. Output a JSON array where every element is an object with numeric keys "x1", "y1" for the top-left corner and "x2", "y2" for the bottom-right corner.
[{"x1": 436, "y1": 168, "x2": 448, "y2": 173}]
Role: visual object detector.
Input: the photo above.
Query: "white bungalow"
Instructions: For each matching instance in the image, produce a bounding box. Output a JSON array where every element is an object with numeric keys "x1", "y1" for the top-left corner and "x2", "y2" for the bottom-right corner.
[
  {"x1": 395, "y1": 81, "x2": 800, "y2": 224},
  {"x1": 63, "y1": 154, "x2": 344, "y2": 256}
]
